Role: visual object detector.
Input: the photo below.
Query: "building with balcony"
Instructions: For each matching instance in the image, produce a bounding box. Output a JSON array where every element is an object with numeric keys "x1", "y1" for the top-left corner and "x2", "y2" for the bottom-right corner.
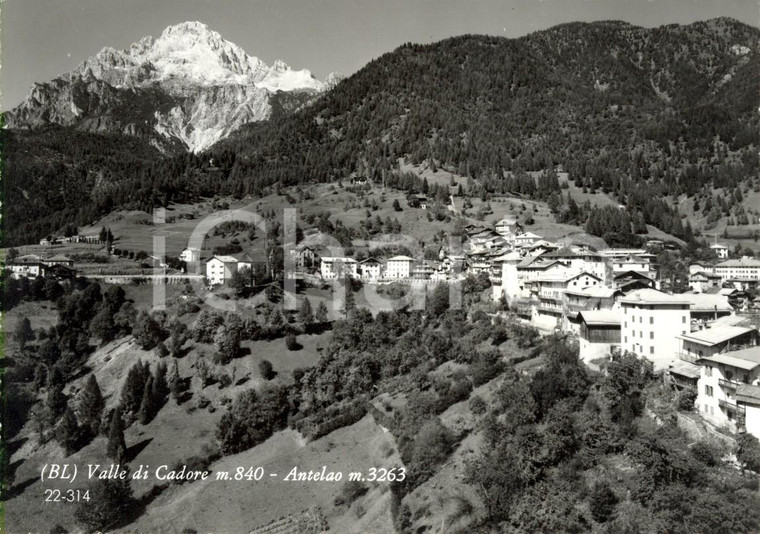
[
  {"x1": 697, "y1": 346, "x2": 760, "y2": 433},
  {"x1": 676, "y1": 324, "x2": 758, "y2": 363}
]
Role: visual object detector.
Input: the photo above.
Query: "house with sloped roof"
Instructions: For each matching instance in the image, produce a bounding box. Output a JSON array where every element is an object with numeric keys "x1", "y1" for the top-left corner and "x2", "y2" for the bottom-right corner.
[
  {"x1": 697, "y1": 346, "x2": 760, "y2": 434},
  {"x1": 676, "y1": 324, "x2": 758, "y2": 363},
  {"x1": 578, "y1": 309, "x2": 622, "y2": 363}
]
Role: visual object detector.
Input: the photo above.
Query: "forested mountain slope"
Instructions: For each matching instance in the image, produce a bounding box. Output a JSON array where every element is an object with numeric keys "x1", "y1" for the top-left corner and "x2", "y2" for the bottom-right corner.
[{"x1": 3, "y1": 18, "x2": 758, "y2": 246}]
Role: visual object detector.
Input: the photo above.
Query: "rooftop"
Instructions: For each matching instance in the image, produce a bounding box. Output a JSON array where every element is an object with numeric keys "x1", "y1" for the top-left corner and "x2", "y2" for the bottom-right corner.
[
  {"x1": 698, "y1": 346, "x2": 760, "y2": 371},
  {"x1": 736, "y1": 384, "x2": 760, "y2": 406},
  {"x1": 387, "y1": 255, "x2": 415, "y2": 262},
  {"x1": 579, "y1": 309, "x2": 622, "y2": 326},
  {"x1": 716, "y1": 258, "x2": 760, "y2": 268},
  {"x1": 565, "y1": 286, "x2": 619, "y2": 298},
  {"x1": 676, "y1": 325, "x2": 756, "y2": 347},
  {"x1": 668, "y1": 360, "x2": 700, "y2": 380},
  {"x1": 682, "y1": 293, "x2": 734, "y2": 313},
  {"x1": 619, "y1": 288, "x2": 690, "y2": 306}
]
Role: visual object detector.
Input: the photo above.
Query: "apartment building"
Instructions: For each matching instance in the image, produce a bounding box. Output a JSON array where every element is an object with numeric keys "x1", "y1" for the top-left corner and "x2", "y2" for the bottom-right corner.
[
  {"x1": 714, "y1": 258, "x2": 760, "y2": 283},
  {"x1": 620, "y1": 289, "x2": 691, "y2": 370},
  {"x1": 385, "y1": 256, "x2": 415, "y2": 279}
]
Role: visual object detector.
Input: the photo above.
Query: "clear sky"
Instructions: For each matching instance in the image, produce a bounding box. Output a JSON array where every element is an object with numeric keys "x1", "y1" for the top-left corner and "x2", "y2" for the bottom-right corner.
[{"x1": 2, "y1": 0, "x2": 758, "y2": 109}]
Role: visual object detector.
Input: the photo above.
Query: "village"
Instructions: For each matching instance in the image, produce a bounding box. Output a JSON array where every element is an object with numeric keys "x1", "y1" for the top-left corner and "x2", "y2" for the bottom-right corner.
[{"x1": 7, "y1": 205, "x2": 760, "y2": 449}]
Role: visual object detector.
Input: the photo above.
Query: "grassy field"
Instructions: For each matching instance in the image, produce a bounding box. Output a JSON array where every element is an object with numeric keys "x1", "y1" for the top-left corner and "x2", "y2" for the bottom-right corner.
[{"x1": 123, "y1": 414, "x2": 398, "y2": 534}]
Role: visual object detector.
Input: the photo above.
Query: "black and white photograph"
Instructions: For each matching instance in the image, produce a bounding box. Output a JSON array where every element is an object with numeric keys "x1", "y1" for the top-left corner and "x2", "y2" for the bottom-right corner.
[{"x1": 2, "y1": 0, "x2": 760, "y2": 532}]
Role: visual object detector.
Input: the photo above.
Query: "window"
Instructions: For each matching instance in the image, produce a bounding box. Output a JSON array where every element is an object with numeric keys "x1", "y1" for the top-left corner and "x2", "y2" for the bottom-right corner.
[
  {"x1": 624, "y1": 336, "x2": 628, "y2": 343},
  {"x1": 682, "y1": 316, "x2": 686, "y2": 324},
  {"x1": 650, "y1": 317, "x2": 654, "y2": 325},
  {"x1": 705, "y1": 366, "x2": 712, "y2": 377},
  {"x1": 650, "y1": 346, "x2": 654, "y2": 355},
  {"x1": 650, "y1": 332, "x2": 654, "y2": 340},
  {"x1": 705, "y1": 385, "x2": 713, "y2": 397},
  {"x1": 640, "y1": 316, "x2": 643, "y2": 323}
]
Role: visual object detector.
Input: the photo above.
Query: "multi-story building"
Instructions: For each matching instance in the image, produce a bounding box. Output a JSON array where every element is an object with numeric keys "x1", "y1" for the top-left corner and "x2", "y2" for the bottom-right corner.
[
  {"x1": 359, "y1": 258, "x2": 382, "y2": 279},
  {"x1": 180, "y1": 247, "x2": 201, "y2": 263},
  {"x1": 683, "y1": 293, "x2": 734, "y2": 322},
  {"x1": 320, "y1": 257, "x2": 358, "y2": 279},
  {"x1": 206, "y1": 255, "x2": 241, "y2": 285},
  {"x1": 697, "y1": 346, "x2": 760, "y2": 434},
  {"x1": 513, "y1": 232, "x2": 543, "y2": 248},
  {"x1": 676, "y1": 324, "x2": 758, "y2": 363},
  {"x1": 714, "y1": 258, "x2": 760, "y2": 283},
  {"x1": 688, "y1": 271, "x2": 722, "y2": 293},
  {"x1": 736, "y1": 385, "x2": 760, "y2": 439},
  {"x1": 620, "y1": 289, "x2": 691, "y2": 370},
  {"x1": 385, "y1": 256, "x2": 414, "y2": 279}
]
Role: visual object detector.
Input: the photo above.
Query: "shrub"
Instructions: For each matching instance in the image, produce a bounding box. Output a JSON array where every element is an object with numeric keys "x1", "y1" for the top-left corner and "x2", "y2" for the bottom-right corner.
[
  {"x1": 334, "y1": 480, "x2": 368, "y2": 506},
  {"x1": 589, "y1": 481, "x2": 618, "y2": 523},
  {"x1": 286, "y1": 334, "x2": 299, "y2": 351},
  {"x1": 469, "y1": 395, "x2": 487, "y2": 415},
  {"x1": 259, "y1": 360, "x2": 275, "y2": 380}
]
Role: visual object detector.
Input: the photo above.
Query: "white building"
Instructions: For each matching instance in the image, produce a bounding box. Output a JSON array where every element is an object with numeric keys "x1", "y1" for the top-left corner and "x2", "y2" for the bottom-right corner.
[
  {"x1": 180, "y1": 247, "x2": 201, "y2": 263},
  {"x1": 736, "y1": 385, "x2": 760, "y2": 440},
  {"x1": 697, "y1": 346, "x2": 760, "y2": 434},
  {"x1": 676, "y1": 324, "x2": 758, "y2": 363},
  {"x1": 206, "y1": 255, "x2": 241, "y2": 286},
  {"x1": 513, "y1": 232, "x2": 542, "y2": 248},
  {"x1": 620, "y1": 289, "x2": 690, "y2": 370},
  {"x1": 359, "y1": 258, "x2": 383, "y2": 279},
  {"x1": 714, "y1": 257, "x2": 760, "y2": 283},
  {"x1": 385, "y1": 256, "x2": 415, "y2": 279},
  {"x1": 320, "y1": 257, "x2": 359, "y2": 279}
]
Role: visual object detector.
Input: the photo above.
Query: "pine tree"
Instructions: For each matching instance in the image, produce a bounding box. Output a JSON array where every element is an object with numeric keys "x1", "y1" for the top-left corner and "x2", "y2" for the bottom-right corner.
[
  {"x1": 299, "y1": 298, "x2": 314, "y2": 325},
  {"x1": 106, "y1": 407, "x2": 127, "y2": 462},
  {"x1": 138, "y1": 376, "x2": 156, "y2": 425},
  {"x1": 46, "y1": 384, "x2": 68, "y2": 421},
  {"x1": 15, "y1": 316, "x2": 34, "y2": 350},
  {"x1": 169, "y1": 360, "x2": 182, "y2": 401},
  {"x1": 154, "y1": 362, "x2": 170, "y2": 404},
  {"x1": 316, "y1": 301, "x2": 329, "y2": 323},
  {"x1": 75, "y1": 474, "x2": 135, "y2": 531},
  {"x1": 77, "y1": 375, "x2": 105, "y2": 437},
  {"x1": 120, "y1": 361, "x2": 151, "y2": 415},
  {"x1": 55, "y1": 407, "x2": 82, "y2": 455}
]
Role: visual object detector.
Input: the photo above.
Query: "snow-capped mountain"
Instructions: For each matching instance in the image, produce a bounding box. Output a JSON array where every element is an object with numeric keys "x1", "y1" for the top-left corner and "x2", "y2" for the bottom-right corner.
[{"x1": 7, "y1": 21, "x2": 334, "y2": 152}]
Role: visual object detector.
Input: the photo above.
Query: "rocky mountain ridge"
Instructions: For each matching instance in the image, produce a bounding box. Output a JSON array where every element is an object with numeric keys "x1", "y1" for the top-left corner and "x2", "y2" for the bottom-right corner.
[{"x1": 6, "y1": 21, "x2": 338, "y2": 152}]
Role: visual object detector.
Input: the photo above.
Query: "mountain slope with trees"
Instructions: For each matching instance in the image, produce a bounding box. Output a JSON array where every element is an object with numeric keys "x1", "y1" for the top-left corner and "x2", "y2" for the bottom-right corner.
[{"x1": 3, "y1": 18, "x2": 759, "y2": 246}]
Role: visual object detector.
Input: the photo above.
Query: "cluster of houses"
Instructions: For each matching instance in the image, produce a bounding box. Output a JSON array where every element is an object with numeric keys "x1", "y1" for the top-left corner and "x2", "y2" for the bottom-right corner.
[
  {"x1": 39, "y1": 234, "x2": 101, "y2": 246},
  {"x1": 5, "y1": 254, "x2": 77, "y2": 280}
]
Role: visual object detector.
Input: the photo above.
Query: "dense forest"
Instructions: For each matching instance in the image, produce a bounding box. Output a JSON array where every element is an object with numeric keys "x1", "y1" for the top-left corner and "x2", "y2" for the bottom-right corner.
[{"x1": 3, "y1": 18, "x2": 759, "y2": 245}]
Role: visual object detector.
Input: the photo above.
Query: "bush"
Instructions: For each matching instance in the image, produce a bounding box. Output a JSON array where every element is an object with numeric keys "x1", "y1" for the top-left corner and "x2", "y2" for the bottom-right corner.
[
  {"x1": 691, "y1": 440, "x2": 720, "y2": 466},
  {"x1": 469, "y1": 395, "x2": 487, "y2": 415},
  {"x1": 286, "y1": 334, "x2": 299, "y2": 351},
  {"x1": 259, "y1": 360, "x2": 275, "y2": 380},
  {"x1": 334, "y1": 480, "x2": 368, "y2": 506},
  {"x1": 589, "y1": 481, "x2": 618, "y2": 523}
]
